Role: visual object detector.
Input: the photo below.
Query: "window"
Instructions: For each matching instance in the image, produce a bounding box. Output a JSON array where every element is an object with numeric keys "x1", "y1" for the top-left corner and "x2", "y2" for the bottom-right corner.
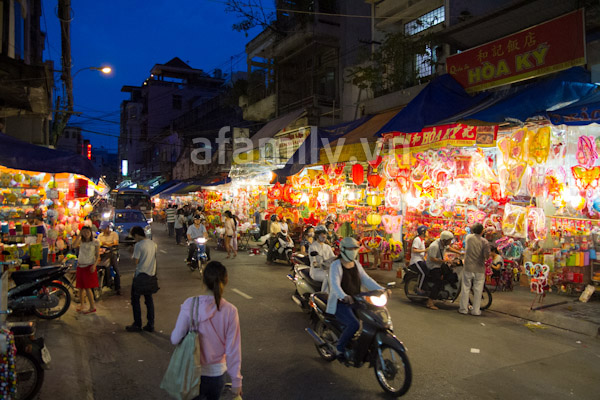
[
  {"x1": 405, "y1": 6, "x2": 444, "y2": 36},
  {"x1": 415, "y1": 46, "x2": 434, "y2": 79},
  {"x1": 172, "y1": 95, "x2": 182, "y2": 110}
]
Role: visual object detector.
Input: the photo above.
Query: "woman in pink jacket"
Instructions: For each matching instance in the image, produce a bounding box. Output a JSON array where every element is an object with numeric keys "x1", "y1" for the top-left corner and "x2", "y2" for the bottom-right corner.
[{"x1": 171, "y1": 261, "x2": 243, "y2": 399}]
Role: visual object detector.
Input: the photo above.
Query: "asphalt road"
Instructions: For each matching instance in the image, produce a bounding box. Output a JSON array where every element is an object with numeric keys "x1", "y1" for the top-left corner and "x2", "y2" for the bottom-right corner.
[{"x1": 33, "y1": 224, "x2": 600, "y2": 400}]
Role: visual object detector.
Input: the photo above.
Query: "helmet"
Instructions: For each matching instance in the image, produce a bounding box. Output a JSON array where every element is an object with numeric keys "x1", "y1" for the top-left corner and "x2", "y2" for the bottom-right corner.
[
  {"x1": 315, "y1": 225, "x2": 328, "y2": 235},
  {"x1": 340, "y1": 237, "x2": 360, "y2": 250},
  {"x1": 417, "y1": 225, "x2": 428, "y2": 235},
  {"x1": 270, "y1": 214, "x2": 277, "y2": 222},
  {"x1": 100, "y1": 221, "x2": 111, "y2": 230},
  {"x1": 440, "y1": 231, "x2": 454, "y2": 241},
  {"x1": 194, "y1": 214, "x2": 204, "y2": 221}
]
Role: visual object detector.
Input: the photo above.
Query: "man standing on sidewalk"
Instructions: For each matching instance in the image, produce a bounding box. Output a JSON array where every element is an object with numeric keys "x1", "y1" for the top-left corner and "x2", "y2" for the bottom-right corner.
[
  {"x1": 126, "y1": 226, "x2": 157, "y2": 332},
  {"x1": 165, "y1": 204, "x2": 176, "y2": 237},
  {"x1": 459, "y1": 223, "x2": 490, "y2": 316}
]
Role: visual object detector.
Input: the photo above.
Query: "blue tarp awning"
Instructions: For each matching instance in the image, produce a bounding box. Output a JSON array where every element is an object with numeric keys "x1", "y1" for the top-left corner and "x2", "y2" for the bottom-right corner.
[
  {"x1": 159, "y1": 182, "x2": 188, "y2": 197},
  {"x1": 0, "y1": 133, "x2": 100, "y2": 180},
  {"x1": 149, "y1": 180, "x2": 180, "y2": 196},
  {"x1": 377, "y1": 74, "x2": 489, "y2": 135},
  {"x1": 546, "y1": 88, "x2": 600, "y2": 125},
  {"x1": 450, "y1": 67, "x2": 596, "y2": 124},
  {"x1": 273, "y1": 116, "x2": 373, "y2": 178}
]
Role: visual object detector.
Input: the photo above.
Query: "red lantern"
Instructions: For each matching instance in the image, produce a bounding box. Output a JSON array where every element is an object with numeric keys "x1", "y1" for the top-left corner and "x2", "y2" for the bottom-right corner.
[
  {"x1": 352, "y1": 164, "x2": 364, "y2": 185},
  {"x1": 367, "y1": 174, "x2": 382, "y2": 188},
  {"x1": 367, "y1": 155, "x2": 383, "y2": 170}
]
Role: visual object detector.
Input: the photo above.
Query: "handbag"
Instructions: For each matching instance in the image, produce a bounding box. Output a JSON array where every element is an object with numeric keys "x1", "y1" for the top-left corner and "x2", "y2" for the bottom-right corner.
[
  {"x1": 161, "y1": 297, "x2": 202, "y2": 400},
  {"x1": 132, "y1": 273, "x2": 159, "y2": 295}
]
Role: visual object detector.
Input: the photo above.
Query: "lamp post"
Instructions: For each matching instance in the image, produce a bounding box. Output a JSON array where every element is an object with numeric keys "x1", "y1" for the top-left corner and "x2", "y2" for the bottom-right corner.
[{"x1": 51, "y1": 65, "x2": 113, "y2": 146}]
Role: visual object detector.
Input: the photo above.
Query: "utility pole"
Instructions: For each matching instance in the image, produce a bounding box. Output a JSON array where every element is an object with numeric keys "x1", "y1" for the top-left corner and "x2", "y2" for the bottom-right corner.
[{"x1": 51, "y1": 0, "x2": 73, "y2": 147}]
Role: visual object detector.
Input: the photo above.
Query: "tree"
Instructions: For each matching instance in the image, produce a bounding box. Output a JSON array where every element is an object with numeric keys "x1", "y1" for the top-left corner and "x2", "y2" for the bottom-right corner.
[
  {"x1": 224, "y1": 0, "x2": 276, "y2": 35},
  {"x1": 348, "y1": 29, "x2": 439, "y2": 97}
]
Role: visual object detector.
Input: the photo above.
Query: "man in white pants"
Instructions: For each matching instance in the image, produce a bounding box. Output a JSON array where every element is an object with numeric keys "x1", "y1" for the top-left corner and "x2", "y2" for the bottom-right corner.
[{"x1": 459, "y1": 223, "x2": 490, "y2": 316}]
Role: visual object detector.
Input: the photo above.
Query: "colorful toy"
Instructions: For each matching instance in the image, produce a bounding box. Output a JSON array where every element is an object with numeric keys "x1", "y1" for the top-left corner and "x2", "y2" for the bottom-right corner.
[{"x1": 576, "y1": 135, "x2": 599, "y2": 168}]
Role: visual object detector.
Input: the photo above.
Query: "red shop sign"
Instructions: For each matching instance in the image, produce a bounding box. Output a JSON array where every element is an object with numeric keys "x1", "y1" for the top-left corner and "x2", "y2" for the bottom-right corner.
[
  {"x1": 388, "y1": 123, "x2": 498, "y2": 152},
  {"x1": 446, "y1": 9, "x2": 585, "y2": 93}
]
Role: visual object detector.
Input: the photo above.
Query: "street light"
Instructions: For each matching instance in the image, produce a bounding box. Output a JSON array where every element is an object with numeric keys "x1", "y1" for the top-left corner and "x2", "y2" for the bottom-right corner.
[{"x1": 72, "y1": 66, "x2": 113, "y2": 79}]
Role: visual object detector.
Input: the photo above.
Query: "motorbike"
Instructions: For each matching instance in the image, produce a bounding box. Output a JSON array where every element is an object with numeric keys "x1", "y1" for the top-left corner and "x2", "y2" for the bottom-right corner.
[
  {"x1": 403, "y1": 260, "x2": 493, "y2": 310},
  {"x1": 266, "y1": 233, "x2": 293, "y2": 265},
  {"x1": 9, "y1": 320, "x2": 51, "y2": 400},
  {"x1": 9, "y1": 265, "x2": 71, "y2": 319},
  {"x1": 288, "y1": 251, "x2": 333, "y2": 312},
  {"x1": 96, "y1": 245, "x2": 120, "y2": 299},
  {"x1": 187, "y1": 237, "x2": 208, "y2": 274},
  {"x1": 306, "y1": 287, "x2": 412, "y2": 397}
]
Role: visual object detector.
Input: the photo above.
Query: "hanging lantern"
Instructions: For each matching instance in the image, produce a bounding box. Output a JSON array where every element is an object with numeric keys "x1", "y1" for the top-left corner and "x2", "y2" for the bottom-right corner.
[
  {"x1": 367, "y1": 173, "x2": 382, "y2": 188},
  {"x1": 366, "y1": 194, "x2": 382, "y2": 207},
  {"x1": 352, "y1": 164, "x2": 364, "y2": 185},
  {"x1": 367, "y1": 212, "x2": 382, "y2": 226}
]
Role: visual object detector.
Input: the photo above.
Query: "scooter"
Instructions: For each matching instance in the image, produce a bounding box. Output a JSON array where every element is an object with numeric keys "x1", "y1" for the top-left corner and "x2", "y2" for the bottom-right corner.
[
  {"x1": 403, "y1": 260, "x2": 493, "y2": 310},
  {"x1": 266, "y1": 233, "x2": 293, "y2": 265},
  {"x1": 9, "y1": 265, "x2": 71, "y2": 319},
  {"x1": 306, "y1": 287, "x2": 412, "y2": 397},
  {"x1": 96, "y1": 245, "x2": 119, "y2": 300},
  {"x1": 187, "y1": 237, "x2": 208, "y2": 274},
  {"x1": 9, "y1": 320, "x2": 51, "y2": 400},
  {"x1": 288, "y1": 251, "x2": 333, "y2": 312}
]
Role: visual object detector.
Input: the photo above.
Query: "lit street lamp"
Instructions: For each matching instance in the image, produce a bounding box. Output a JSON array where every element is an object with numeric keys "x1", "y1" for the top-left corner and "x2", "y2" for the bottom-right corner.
[{"x1": 72, "y1": 65, "x2": 113, "y2": 79}]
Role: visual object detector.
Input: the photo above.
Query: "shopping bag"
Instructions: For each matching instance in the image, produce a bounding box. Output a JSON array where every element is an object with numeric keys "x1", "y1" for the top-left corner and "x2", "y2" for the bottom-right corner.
[{"x1": 161, "y1": 297, "x2": 202, "y2": 400}]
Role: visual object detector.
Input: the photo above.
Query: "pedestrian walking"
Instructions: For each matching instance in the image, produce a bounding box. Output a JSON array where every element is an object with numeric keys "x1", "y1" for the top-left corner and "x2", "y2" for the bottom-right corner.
[
  {"x1": 72, "y1": 226, "x2": 99, "y2": 314},
  {"x1": 174, "y1": 208, "x2": 186, "y2": 245},
  {"x1": 459, "y1": 223, "x2": 491, "y2": 316},
  {"x1": 223, "y1": 211, "x2": 237, "y2": 259},
  {"x1": 170, "y1": 261, "x2": 243, "y2": 399},
  {"x1": 166, "y1": 205, "x2": 177, "y2": 237},
  {"x1": 126, "y1": 226, "x2": 158, "y2": 332}
]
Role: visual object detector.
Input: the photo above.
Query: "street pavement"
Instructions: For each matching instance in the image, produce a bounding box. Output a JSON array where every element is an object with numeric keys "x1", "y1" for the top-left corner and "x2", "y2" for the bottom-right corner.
[{"x1": 28, "y1": 224, "x2": 600, "y2": 400}]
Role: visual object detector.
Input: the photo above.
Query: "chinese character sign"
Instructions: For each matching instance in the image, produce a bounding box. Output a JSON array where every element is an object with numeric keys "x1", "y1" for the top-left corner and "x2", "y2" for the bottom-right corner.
[{"x1": 446, "y1": 9, "x2": 585, "y2": 93}]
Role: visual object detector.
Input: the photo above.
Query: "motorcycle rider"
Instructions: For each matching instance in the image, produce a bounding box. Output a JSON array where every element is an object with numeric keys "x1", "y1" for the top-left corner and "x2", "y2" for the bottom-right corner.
[
  {"x1": 327, "y1": 237, "x2": 383, "y2": 361},
  {"x1": 266, "y1": 214, "x2": 281, "y2": 255},
  {"x1": 308, "y1": 225, "x2": 335, "y2": 284},
  {"x1": 187, "y1": 214, "x2": 210, "y2": 265},
  {"x1": 409, "y1": 225, "x2": 428, "y2": 294},
  {"x1": 97, "y1": 221, "x2": 121, "y2": 295},
  {"x1": 425, "y1": 230, "x2": 462, "y2": 310}
]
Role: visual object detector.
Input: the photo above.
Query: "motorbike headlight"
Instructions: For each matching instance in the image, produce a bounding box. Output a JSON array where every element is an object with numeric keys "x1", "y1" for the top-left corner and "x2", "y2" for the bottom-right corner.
[
  {"x1": 116, "y1": 225, "x2": 123, "y2": 233},
  {"x1": 366, "y1": 294, "x2": 388, "y2": 307},
  {"x1": 102, "y1": 212, "x2": 111, "y2": 219},
  {"x1": 196, "y1": 238, "x2": 207, "y2": 244},
  {"x1": 144, "y1": 225, "x2": 152, "y2": 235}
]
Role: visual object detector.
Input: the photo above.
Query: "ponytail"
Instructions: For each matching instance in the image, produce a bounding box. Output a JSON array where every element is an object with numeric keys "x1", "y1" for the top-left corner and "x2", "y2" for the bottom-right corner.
[{"x1": 202, "y1": 261, "x2": 228, "y2": 311}]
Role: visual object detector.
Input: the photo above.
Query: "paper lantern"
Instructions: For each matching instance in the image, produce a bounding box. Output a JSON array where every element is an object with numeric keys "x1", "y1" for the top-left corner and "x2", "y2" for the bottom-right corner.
[
  {"x1": 366, "y1": 194, "x2": 382, "y2": 207},
  {"x1": 367, "y1": 174, "x2": 382, "y2": 188},
  {"x1": 367, "y1": 213, "x2": 381, "y2": 226},
  {"x1": 352, "y1": 164, "x2": 364, "y2": 185}
]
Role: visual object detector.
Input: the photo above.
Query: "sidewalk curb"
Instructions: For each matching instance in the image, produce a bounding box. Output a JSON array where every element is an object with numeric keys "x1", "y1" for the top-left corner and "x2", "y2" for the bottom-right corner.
[{"x1": 488, "y1": 302, "x2": 600, "y2": 338}]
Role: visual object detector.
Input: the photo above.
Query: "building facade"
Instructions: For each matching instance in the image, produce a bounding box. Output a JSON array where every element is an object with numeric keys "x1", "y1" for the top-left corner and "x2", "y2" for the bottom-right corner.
[{"x1": 0, "y1": 0, "x2": 53, "y2": 145}]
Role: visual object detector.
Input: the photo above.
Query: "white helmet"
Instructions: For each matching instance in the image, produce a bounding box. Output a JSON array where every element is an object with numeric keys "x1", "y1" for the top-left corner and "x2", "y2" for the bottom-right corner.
[
  {"x1": 340, "y1": 237, "x2": 360, "y2": 262},
  {"x1": 440, "y1": 231, "x2": 454, "y2": 241}
]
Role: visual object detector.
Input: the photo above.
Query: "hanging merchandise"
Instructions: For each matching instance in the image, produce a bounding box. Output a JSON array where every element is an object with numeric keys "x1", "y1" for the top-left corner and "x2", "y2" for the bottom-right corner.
[
  {"x1": 576, "y1": 135, "x2": 599, "y2": 168},
  {"x1": 351, "y1": 164, "x2": 364, "y2": 185},
  {"x1": 384, "y1": 181, "x2": 402, "y2": 209},
  {"x1": 527, "y1": 207, "x2": 547, "y2": 241},
  {"x1": 525, "y1": 126, "x2": 551, "y2": 165},
  {"x1": 381, "y1": 215, "x2": 402, "y2": 234},
  {"x1": 571, "y1": 166, "x2": 600, "y2": 191},
  {"x1": 502, "y1": 203, "x2": 528, "y2": 239},
  {"x1": 0, "y1": 328, "x2": 17, "y2": 399}
]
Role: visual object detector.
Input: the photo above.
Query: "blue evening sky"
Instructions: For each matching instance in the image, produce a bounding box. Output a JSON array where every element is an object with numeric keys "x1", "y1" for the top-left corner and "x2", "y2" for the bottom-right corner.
[{"x1": 42, "y1": 0, "x2": 262, "y2": 152}]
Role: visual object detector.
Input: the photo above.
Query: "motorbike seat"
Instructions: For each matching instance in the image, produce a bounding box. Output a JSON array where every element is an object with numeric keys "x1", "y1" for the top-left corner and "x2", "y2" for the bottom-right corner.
[
  {"x1": 298, "y1": 269, "x2": 322, "y2": 289},
  {"x1": 7, "y1": 321, "x2": 35, "y2": 336},
  {"x1": 11, "y1": 266, "x2": 62, "y2": 286},
  {"x1": 312, "y1": 292, "x2": 329, "y2": 312}
]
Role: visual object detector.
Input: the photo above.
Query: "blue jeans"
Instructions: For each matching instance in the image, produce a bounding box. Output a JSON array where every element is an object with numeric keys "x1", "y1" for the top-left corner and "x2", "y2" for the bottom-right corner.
[
  {"x1": 40, "y1": 247, "x2": 49, "y2": 266},
  {"x1": 335, "y1": 302, "x2": 360, "y2": 353},
  {"x1": 193, "y1": 373, "x2": 226, "y2": 400}
]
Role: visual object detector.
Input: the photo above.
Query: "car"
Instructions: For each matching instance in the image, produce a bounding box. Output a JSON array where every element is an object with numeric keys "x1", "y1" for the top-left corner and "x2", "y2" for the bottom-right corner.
[{"x1": 112, "y1": 209, "x2": 152, "y2": 244}]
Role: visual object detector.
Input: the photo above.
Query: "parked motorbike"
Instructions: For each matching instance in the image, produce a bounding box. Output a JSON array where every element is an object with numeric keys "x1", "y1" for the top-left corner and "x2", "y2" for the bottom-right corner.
[
  {"x1": 187, "y1": 237, "x2": 208, "y2": 274},
  {"x1": 403, "y1": 260, "x2": 492, "y2": 310},
  {"x1": 266, "y1": 233, "x2": 293, "y2": 265},
  {"x1": 9, "y1": 321, "x2": 51, "y2": 400},
  {"x1": 9, "y1": 265, "x2": 71, "y2": 319},
  {"x1": 306, "y1": 287, "x2": 412, "y2": 397},
  {"x1": 96, "y1": 245, "x2": 119, "y2": 299},
  {"x1": 288, "y1": 251, "x2": 333, "y2": 312}
]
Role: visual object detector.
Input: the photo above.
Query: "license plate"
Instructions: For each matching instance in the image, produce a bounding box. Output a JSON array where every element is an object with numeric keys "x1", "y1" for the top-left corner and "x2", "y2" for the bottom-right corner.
[{"x1": 41, "y1": 346, "x2": 52, "y2": 364}]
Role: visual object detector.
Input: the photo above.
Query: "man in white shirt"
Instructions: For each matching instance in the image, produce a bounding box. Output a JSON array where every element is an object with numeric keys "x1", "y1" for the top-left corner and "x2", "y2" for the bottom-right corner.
[
  {"x1": 409, "y1": 225, "x2": 428, "y2": 294},
  {"x1": 126, "y1": 226, "x2": 157, "y2": 333},
  {"x1": 459, "y1": 223, "x2": 491, "y2": 316},
  {"x1": 97, "y1": 221, "x2": 121, "y2": 295},
  {"x1": 425, "y1": 231, "x2": 462, "y2": 310}
]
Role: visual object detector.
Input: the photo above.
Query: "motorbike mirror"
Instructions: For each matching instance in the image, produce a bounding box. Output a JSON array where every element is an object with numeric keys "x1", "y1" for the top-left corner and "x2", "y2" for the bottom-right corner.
[
  {"x1": 386, "y1": 282, "x2": 396, "y2": 289},
  {"x1": 310, "y1": 251, "x2": 319, "y2": 257}
]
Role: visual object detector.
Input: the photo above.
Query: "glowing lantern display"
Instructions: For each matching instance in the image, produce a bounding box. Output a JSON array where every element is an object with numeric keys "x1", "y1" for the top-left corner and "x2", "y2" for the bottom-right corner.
[
  {"x1": 367, "y1": 212, "x2": 382, "y2": 226},
  {"x1": 366, "y1": 194, "x2": 382, "y2": 207},
  {"x1": 352, "y1": 164, "x2": 364, "y2": 185}
]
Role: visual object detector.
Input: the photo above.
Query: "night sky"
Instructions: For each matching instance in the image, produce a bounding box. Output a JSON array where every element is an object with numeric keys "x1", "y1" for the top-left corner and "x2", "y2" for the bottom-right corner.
[{"x1": 42, "y1": 0, "x2": 261, "y2": 152}]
